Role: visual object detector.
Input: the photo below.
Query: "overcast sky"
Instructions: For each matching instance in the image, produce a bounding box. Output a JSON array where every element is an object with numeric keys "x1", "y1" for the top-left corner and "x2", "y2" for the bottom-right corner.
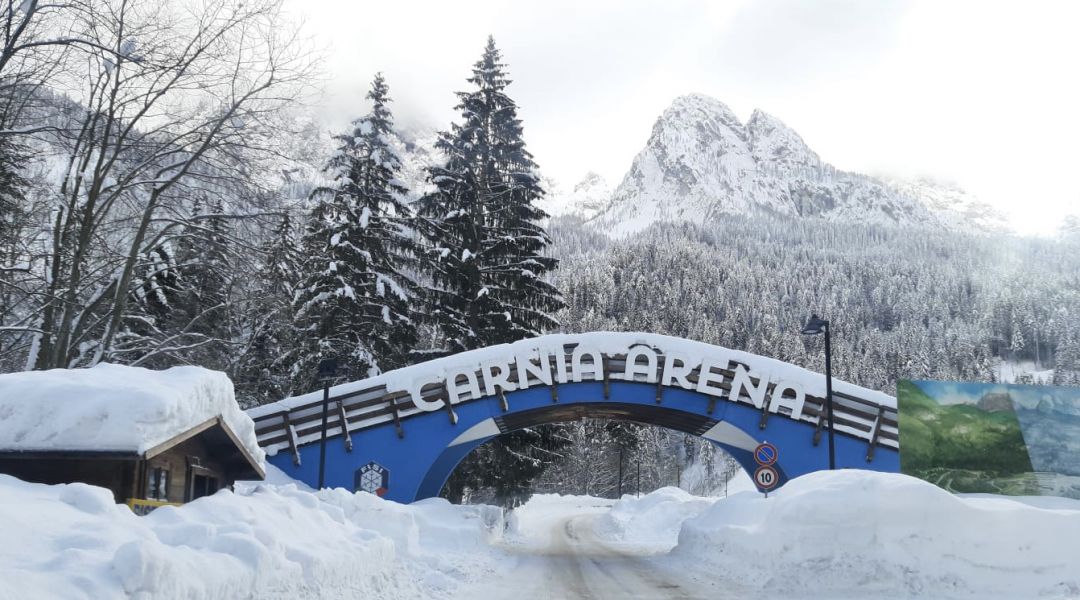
[{"x1": 285, "y1": 0, "x2": 1079, "y2": 235}]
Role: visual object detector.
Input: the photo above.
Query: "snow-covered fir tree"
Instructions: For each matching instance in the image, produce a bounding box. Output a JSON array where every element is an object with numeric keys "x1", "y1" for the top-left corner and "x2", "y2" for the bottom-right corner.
[
  {"x1": 288, "y1": 74, "x2": 421, "y2": 394},
  {"x1": 172, "y1": 198, "x2": 235, "y2": 363},
  {"x1": 233, "y1": 213, "x2": 304, "y2": 407},
  {"x1": 418, "y1": 38, "x2": 567, "y2": 506},
  {"x1": 418, "y1": 36, "x2": 564, "y2": 354}
]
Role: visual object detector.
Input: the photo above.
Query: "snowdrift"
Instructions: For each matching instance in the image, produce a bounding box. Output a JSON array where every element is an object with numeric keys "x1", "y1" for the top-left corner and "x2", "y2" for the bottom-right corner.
[
  {"x1": 0, "y1": 363, "x2": 263, "y2": 463},
  {"x1": 0, "y1": 475, "x2": 503, "y2": 599},
  {"x1": 590, "y1": 487, "x2": 714, "y2": 551},
  {"x1": 667, "y1": 470, "x2": 1080, "y2": 598}
]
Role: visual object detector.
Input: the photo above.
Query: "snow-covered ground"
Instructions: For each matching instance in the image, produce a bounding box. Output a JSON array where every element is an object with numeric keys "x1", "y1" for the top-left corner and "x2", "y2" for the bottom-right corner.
[
  {"x1": 0, "y1": 474, "x2": 504, "y2": 599},
  {"x1": 2, "y1": 469, "x2": 1078, "y2": 599},
  {"x1": 996, "y1": 359, "x2": 1055, "y2": 384}
]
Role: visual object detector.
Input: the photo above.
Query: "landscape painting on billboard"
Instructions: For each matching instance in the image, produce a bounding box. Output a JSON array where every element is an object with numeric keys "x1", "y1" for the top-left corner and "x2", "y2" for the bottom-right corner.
[{"x1": 899, "y1": 380, "x2": 1080, "y2": 499}]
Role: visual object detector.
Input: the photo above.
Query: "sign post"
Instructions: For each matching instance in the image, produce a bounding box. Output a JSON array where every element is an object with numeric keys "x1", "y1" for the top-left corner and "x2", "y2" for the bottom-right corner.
[
  {"x1": 316, "y1": 358, "x2": 339, "y2": 489},
  {"x1": 753, "y1": 441, "x2": 780, "y2": 497}
]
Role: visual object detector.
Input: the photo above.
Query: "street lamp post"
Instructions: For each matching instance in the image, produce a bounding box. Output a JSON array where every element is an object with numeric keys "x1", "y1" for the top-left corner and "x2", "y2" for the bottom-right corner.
[
  {"x1": 801, "y1": 314, "x2": 836, "y2": 470},
  {"x1": 316, "y1": 358, "x2": 339, "y2": 489}
]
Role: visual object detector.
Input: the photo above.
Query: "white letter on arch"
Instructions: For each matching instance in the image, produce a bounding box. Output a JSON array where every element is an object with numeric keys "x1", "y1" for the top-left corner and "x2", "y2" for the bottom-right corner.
[
  {"x1": 516, "y1": 351, "x2": 554, "y2": 389},
  {"x1": 696, "y1": 355, "x2": 730, "y2": 397},
  {"x1": 446, "y1": 367, "x2": 482, "y2": 405},
  {"x1": 730, "y1": 364, "x2": 770, "y2": 409},
  {"x1": 571, "y1": 346, "x2": 604, "y2": 382},
  {"x1": 661, "y1": 352, "x2": 696, "y2": 390},
  {"x1": 622, "y1": 346, "x2": 658, "y2": 383},
  {"x1": 394, "y1": 376, "x2": 445, "y2": 412},
  {"x1": 481, "y1": 359, "x2": 518, "y2": 397},
  {"x1": 769, "y1": 380, "x2": 806, "y2": 420}
]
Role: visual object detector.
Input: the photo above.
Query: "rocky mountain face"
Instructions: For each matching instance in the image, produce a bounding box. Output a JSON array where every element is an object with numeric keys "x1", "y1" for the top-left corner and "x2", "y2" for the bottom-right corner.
[
  {"x1": 885, "y1": 177, "x2": 1009, "y2": 233},
  {"x1": 539, "y1": 171, "x2": 612, "y2": 220},
  {"x1": 571, "y1": 94, "x2": 1005, "y2": 236}
]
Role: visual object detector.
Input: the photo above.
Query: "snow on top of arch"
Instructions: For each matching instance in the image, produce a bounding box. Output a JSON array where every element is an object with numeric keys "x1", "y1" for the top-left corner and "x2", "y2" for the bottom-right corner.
[{"x1": 248, "y1": 331, "x2": 895, "y2": 419}]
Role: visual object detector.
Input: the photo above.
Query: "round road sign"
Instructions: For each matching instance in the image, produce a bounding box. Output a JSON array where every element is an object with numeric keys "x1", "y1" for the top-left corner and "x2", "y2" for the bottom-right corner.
[
  {"x1": 754, "y1": 465, "x2": 779, "y2": 490},
  {"x1": 754, "y1": 442, "x2": 778, "y2": 466}
]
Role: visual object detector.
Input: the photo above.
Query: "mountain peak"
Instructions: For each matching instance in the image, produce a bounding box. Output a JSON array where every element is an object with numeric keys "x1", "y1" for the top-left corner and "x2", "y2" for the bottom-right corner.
[
  {"x1": 589, "y1": 93, "x2": 997, "y2": 236},
  {"x1": 746, "y1": 108, "x2": 819, "y2": 172},
  {"x1": 574, "y1": 171, "x2": 607, "y2": 193},
  {"x1": 661, "y1": 94, "x2": 743, "y2": 133}
]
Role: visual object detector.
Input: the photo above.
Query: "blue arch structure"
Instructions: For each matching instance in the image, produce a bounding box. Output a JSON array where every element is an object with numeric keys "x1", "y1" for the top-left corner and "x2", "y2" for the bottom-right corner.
[{"x1": 250, "y1": 333, "x2": 899, "y2": 504}]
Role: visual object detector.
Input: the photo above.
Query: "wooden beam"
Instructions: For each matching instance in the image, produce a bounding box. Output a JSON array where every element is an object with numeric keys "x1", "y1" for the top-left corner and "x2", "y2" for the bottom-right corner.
[
  {"x1": 813, "y1": 402, "x2": 827, "y2": 446},
  {"x1": 602, "y1": 355, "x2": 610, "y2": 399},
  {"x1": 444, "y1": 396, "x2": 458, "y2": 425},
  {"x1": 866, "y1": 405, "x2": 886, "y2": 462},
  {"x1": 282, "y1": 412, "x2": 301, "y2": 466},
  {"x1": 337, "y1": 400, "x2": 353, "y2": 452},
  {"x1": 758, "y1": 388, "x2": 772, "y2": 430},
  {"x1": 143, "y1": 417, "x2": 219, "y2": 460},
  {"x1": 390, "y1": 396, "x2": 404, "y2": 439}
]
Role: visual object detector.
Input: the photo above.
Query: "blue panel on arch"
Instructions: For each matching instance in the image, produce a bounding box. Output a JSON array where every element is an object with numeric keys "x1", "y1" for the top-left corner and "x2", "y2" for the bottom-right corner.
[{"x1": 266, "y1": 380, "x2": 899, "y2": 504}]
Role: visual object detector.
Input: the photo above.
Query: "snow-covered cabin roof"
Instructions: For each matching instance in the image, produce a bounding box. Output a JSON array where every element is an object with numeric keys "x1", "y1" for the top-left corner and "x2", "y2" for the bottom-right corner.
[{"x1": 0, "y1": 364, "x2": 265, "y2": 470}]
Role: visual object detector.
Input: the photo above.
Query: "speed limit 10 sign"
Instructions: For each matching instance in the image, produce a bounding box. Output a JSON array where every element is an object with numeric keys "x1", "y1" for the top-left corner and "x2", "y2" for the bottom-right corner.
[{"x1": 754, "y1": 465, "x2": 779, "y2": 490}]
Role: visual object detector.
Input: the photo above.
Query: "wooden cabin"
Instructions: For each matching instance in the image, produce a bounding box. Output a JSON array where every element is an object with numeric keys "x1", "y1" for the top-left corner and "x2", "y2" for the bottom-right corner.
[{"x1": 0, "y1": 415, "x2": 264, "y2": 512}]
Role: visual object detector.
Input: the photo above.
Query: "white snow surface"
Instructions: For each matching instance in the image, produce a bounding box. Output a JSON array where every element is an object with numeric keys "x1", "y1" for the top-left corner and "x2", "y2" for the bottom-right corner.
[
  {"x1": 0, "y1": 474, "x2": 504, "y2": 600},
  {"x1": 554, "y1": 471, "x2": 1080, "y2": 598},
  {"x1": 2, "y1": 469, "x2": 1079, "y2": 598},
  {"x1": 0, "y1": 363, "x2": 264, "y2": 464}
]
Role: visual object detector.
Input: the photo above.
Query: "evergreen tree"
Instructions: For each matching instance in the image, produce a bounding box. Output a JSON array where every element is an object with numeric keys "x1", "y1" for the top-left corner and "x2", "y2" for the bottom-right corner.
[
  {"x1": 418, "y1": 36, "x2": 564, "y2": 353},
  {"x1": 288, "y1": 74, "x2": 420, "y2": 394},
  {"x1": 234, "y1": 213, "x2": 304, "y2": 407},
  {"x1": 419, "y1": 38, "x2": 567, "y2": 506},
  {"x1": 119, "y1": 198, "x2": 234, "y2": 368},
  {"x1": 0, "y1": 135, "x2": 28, "y2": 258},
  {"x1": 172, "y1": 197, "x2": 235, "y2": 365}
]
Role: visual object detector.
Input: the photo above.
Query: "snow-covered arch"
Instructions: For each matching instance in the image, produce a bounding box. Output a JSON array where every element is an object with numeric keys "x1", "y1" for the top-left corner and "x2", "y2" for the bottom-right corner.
[{"x1": 249, "y1": 333, "x2": 899, "y2": 503}]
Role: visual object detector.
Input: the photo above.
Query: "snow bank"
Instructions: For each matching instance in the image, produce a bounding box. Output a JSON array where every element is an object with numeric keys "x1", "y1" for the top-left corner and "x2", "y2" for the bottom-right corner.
[
  {"x1": 590, "y1": 487, "x2": 715, "y2": 551},
  {"x1": 0, "y1": 363, "x2": 263, "y2": 465},
  {"x1": 0, "y1": 475, "x2": 503, "y2": 599},
  {"x1": 670, "y1": 470, "x2": 1080, "y2": 598},
  {"x1": 504, "y1": 493, "x2": 613, "y2": 549}
]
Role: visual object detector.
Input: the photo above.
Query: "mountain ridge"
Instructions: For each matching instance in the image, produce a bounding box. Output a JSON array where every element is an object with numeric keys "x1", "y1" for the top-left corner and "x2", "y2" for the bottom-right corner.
[{"x1": 575, "y1": 94, "x2": 1007, "y2": 235}]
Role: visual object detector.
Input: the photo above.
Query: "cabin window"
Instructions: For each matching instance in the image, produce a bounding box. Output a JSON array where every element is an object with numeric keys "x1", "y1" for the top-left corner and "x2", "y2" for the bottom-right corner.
[
  {"x1": 147, "y1": 467, "x2": 169, "y2": 501},
  {"x1": 190, "y1": 474, "x2": 219, "y2": 500}
]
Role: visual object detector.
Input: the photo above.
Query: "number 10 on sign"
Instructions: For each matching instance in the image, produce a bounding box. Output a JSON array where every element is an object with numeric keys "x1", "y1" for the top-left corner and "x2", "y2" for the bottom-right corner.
[{"x1": 754, "y1": 465, "x2": 779, "y2": 498}]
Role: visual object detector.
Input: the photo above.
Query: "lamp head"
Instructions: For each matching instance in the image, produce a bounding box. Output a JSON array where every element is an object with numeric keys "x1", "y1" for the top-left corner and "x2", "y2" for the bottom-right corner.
[
  {"x1": 316, "y1": 357, "x2": 339, "y2": 381},
  {"x1": 801, "y1": 314, "x2": 829, "y2": 336}
]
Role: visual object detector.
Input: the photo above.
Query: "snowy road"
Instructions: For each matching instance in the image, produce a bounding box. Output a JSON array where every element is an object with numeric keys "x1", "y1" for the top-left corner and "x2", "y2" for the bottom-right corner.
[{"x1": 455, "y1": 513, "x2": 712, "y2": 600}]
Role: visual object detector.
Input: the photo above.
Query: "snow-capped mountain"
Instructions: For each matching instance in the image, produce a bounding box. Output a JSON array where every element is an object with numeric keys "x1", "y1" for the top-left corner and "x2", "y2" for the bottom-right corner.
[
  {"x1": 539, "y1": 171, "x2": 612, "y2": 220},
  {"x1": 588, "y1": 94, "x2": 1003, "y2": 235},
  {"x1": 884, "y1": 178, "x2": 1009, "y2": 233}
]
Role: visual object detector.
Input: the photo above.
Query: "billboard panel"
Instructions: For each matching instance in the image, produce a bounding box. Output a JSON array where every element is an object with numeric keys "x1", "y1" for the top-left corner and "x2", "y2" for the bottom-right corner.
[{"x1": 898, "y1": 380, "x2": 1080, "y2": 499}]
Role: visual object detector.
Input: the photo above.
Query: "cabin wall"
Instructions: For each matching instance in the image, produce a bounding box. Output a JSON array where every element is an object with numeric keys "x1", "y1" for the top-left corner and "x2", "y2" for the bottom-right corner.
[
  {"x1": 146, "y1": 435, "x2": 229, "y2": 503},
  {"x1": 0, "y1": 458, "x2": 136, "y2": 503}
]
